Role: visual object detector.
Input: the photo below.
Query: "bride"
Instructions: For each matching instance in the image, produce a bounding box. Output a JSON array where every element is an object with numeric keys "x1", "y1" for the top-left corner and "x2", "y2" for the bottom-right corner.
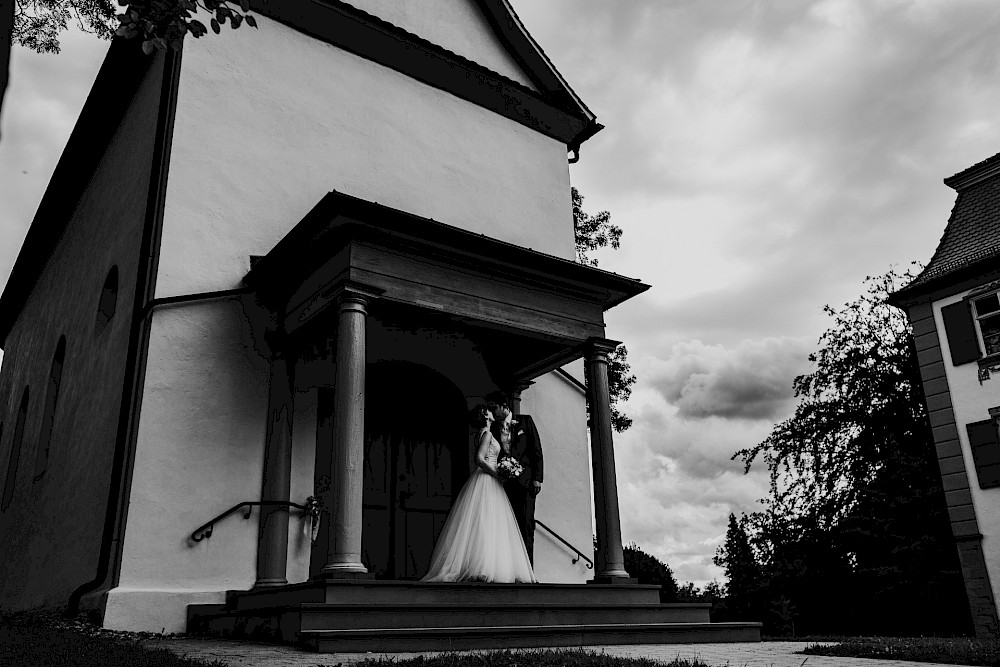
[{"x1": 421, "y1": 404, "x2": 537, "y2": 583}]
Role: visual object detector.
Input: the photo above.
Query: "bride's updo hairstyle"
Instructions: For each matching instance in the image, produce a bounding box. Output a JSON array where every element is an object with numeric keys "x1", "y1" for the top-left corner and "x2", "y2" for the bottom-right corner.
[{"x1": 468, "y1": 403, "x2": 491, "y2": 429}]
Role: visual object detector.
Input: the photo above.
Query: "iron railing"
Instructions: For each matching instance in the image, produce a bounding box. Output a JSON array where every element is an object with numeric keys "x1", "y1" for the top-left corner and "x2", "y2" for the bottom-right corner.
[
  {"x1": 190, "y1": 500, "x2": 310, "y2": 542},
  {"x1": 536, "y1": 519, "x2": 594, "y2": 569}
]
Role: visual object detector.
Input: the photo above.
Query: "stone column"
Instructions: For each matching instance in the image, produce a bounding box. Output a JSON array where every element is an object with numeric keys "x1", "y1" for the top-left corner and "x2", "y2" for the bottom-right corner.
[
  {"x1": 586, "y1": 338, "x2": 631, "y2": 581},
  {"x1": 254, "y1": 334, "x2": 294, "y2": 588},
  {"x1": 507, "y1": 380, "x2": 533, "y2": 414},
  {"x1": 321, "y1": 289, "x2": 371, "y2": 577}
]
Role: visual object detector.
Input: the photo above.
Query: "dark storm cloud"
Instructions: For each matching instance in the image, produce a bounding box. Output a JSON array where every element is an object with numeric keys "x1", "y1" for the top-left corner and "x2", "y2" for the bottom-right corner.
[{"x1": 647, "y1": 338, "x2": 812, "y2": 420}]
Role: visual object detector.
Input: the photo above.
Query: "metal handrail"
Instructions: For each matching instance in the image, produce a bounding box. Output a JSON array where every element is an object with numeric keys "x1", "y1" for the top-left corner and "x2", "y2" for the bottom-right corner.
[
  {"x1": 535, "y1": 519, "x2": 594, "y2": 569},
  {"x1": 190, "y1": 500, "x2": 309, "y2": 542}
]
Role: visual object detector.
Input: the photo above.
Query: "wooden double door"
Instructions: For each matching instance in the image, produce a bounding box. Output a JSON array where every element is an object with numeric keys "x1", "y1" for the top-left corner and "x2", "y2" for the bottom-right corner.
[{"x1": 359, "y1": 362, "x2": 469, "y2": 579}]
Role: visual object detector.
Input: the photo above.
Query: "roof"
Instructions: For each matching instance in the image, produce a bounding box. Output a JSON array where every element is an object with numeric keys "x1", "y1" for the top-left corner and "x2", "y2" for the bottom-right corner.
[
  {"x1": 892, "y1": 152, "x2": 1000, "y2": 301},
  {"x1": 246, "y1": 190, "x2": 650, "y2": 312},
  {"x1": 476, "y1": 0, "x2": 597, "y2": 130}
]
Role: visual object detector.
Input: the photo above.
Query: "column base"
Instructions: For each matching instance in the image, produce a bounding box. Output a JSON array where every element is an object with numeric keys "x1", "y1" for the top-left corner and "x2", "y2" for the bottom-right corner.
[
  {"x1": 318, "y1": 560, "x2": 372, "y2": 580},
  {"x1": 315, "y1": 570, "x2": 375, "y2": 581},
  {"x1": 252, "y1": 578, "x2": 289, "y2": 589},
  {"x1": 588, "y1": 575, "x2": 638, "y2": 585}
]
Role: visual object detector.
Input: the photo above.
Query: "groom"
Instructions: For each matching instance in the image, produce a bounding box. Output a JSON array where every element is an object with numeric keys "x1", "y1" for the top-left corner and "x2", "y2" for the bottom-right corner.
[{"x1": 485, "y1": 390, "x2": 543, "y2": 565}]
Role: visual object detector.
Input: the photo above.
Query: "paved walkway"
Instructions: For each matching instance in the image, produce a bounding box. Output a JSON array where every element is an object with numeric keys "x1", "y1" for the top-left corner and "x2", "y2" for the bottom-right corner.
[{"x1": 142, "y1": 638, "x2": 968, "y2": 667}]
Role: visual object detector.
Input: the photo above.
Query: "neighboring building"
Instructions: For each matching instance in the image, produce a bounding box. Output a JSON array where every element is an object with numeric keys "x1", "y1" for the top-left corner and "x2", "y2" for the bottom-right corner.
[
  {"x1": 890, "y1": 152, "x2": 1000, "y2": 638},
  {"x1": 0, "y1": 0, "x2": 761, "y2": 649}
]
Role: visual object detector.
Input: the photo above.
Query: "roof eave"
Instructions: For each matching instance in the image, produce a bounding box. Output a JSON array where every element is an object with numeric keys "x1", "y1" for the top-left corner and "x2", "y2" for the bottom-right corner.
[{"x1": 475, "y1": 0, "x2": 597, "y2": 126}]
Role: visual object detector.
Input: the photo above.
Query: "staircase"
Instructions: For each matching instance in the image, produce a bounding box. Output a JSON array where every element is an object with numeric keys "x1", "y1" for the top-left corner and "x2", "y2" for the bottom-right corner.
[{"x1": 188, "y1": 580, "x2": 761, "y2": 652}]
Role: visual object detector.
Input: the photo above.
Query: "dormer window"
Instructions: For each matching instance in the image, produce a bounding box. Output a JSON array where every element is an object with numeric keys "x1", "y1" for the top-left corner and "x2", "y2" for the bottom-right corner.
[{"x1": 973, "y1": 292, "x2": 1000, "y2": 357}]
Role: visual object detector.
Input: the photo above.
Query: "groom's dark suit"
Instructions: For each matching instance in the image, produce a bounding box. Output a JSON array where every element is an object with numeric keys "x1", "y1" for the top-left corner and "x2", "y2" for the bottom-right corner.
[{"x1": 493, "y1": 413, "x2": 543, "y2": 564}]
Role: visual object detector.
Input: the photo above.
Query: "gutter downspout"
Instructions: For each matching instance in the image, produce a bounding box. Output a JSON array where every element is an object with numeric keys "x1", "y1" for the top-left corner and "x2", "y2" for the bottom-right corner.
[{"x1": 66, "y1": 45, "x2": 183, "y2": 618}]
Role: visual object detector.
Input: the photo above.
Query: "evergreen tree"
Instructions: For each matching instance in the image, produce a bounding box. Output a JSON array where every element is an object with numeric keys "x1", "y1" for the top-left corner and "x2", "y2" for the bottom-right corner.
[{"x1": 713, "y1": 513, "x2": 762, "y2": 620}]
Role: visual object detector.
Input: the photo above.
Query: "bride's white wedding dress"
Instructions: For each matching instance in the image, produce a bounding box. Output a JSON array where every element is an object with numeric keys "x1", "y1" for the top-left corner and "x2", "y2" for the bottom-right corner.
[{"x1": 421, "y1": 428, "x2": 537, "y2": 583}]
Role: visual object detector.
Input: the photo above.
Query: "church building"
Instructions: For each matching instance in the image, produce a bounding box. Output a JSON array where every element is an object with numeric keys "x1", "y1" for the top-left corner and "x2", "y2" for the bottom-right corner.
[{"x1": 0, "y1": 0, "x2": 760, "y2": 649}]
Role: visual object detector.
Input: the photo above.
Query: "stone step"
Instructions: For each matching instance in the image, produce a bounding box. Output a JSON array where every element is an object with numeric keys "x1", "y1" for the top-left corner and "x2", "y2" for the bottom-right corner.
[
  {"x1": 189, "y1": 601, "x2": 712, "y2": 639},
  {"x1": 295, "y1": 602, "x2": 712, "y2": 630},
  {"x1": 228, "y1": 580, "x2": 663, "y2": 611},
  {"x1": 299, "y1": 622, "x2": 763, "y2": 652}
]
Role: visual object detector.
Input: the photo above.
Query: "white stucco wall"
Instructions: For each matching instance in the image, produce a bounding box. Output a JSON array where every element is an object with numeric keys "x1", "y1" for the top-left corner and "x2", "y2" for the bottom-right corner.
[
  {"x1": 155, "y1": 11, "x2": 572, "y2": 299},
  {"x1": 342, "y1": 0, "x2": 538, "y2": 90},
  {"x1": 106, "y1": 301, "x2": 270, "y2": 632},
  {"x1": 934, "y1": 290, "x2": 1000, "y2": 610},
  {"x1": 520, "y1": 361, "x2": 593, "y2": 584}
]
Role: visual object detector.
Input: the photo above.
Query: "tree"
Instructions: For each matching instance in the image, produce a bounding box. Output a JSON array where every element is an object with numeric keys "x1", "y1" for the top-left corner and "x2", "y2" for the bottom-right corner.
[
  {"x1": 734, "y1": 266, "x2": 970, "y2": 636},
  {"x1": 573, "y1": 186, "x2": 621, "y2": 267},
  {"x1": 2, "y1": 0, "x2": 256, "y2": 137},
  {"x1": 573, "y1": 186, "x2": 635, "y2": 432},
  {"x1": 622, "y1": 542, "x2": 678, "y2": 602},
  {"x1": 736, "y1": 267, "x2": 927, "y2": 525},
  {"x1": 713, "y1": 512, "x2": 762, "y2": 620}
]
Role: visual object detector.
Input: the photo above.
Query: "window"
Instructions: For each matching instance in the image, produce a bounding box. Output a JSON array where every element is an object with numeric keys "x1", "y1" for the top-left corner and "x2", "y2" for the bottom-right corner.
[
  {"x1": 973, "y1": 293, "x2": 1000, "y2": 357},
  {"x1": 95, "y1": 265, "x2": 119, "y2": 335},
  {"x1": 967, "y1": 419, "x2": 1000, "y2": 489},
  {"x1": 2, "y1": 387, "x2": 30, "y2": 511},
  {"x1": 33, "y1": 336, "x2": 66, "y2": 481}
]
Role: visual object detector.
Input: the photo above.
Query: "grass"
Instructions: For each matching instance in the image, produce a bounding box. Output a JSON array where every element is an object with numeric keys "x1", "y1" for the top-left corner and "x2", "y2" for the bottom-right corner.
[
  {"x1": 0, "y1": 612, "x2": 226, "y2": 667},
  {"x1": 802, "y1": 636, "x2": 1000, "y2": 666},
  {"x1": 345, "y1": 651, "x2": 714, "y2": 667}
]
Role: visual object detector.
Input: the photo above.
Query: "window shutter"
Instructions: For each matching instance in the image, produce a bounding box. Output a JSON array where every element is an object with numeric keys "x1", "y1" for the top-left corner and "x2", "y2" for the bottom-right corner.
[
  {"x1": 942, "y1": 300, "x2": 981, "y2": 365},
  {"x1": 967, "y1": 419, "x2": 1000, "y2": 489}
]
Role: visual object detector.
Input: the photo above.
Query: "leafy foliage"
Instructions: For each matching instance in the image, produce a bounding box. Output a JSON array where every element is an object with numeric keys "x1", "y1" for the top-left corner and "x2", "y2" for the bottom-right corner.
[
  {"x1": 573, "y1": 186, "x2": 622, "y2": 267},
  {"x1": 675, "y1": 579, "x2": 725, "y2": 604},
  {"x1": 730, "y1": 267, "x2": 971, "y2": 636},
  {"x1": 12, "y1": 0, "x2": 256, "y2": 55},
  {"x1": 607, "y1": 344, "x2": 635, "y2": 432},
  {"x1": 735, "y1": 268, "x2": 924, "y2": 525},
  {"x1": 12, "y1": 0, "x2": 116, "y2": 53},
  {"x1": 573, "y1": 187, "x2": 635, "y2": 432},
  {"x1": 623, "y1": 542, "x2": 678, "y2": 602},
  {"x1": 115, "y1": 0, "x2": 256, "y2": 54}
]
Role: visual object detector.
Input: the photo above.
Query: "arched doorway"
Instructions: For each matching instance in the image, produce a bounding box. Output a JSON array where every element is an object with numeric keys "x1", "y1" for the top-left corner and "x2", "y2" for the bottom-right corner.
[{"x1": 361, "y1": 361, "x2": 469, "y2": 580}]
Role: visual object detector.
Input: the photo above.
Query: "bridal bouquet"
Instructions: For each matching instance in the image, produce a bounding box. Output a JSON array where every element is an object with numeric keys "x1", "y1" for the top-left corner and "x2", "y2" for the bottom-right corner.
[{"x1": 497, "y1": 453, "x2": 524, "y2": 483}]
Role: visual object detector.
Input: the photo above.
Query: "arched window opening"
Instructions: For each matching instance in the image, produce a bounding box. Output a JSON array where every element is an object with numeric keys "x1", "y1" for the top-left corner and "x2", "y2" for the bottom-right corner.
[
  {"x1": 95, "y1": 266, "x2": 119, "y2": 335},
  {"x1": 2, "y1": 387, "x2": 30, "y2": 511},
  {"x1": 34, "y1": 336, "x2": 66, "y2": 481}
]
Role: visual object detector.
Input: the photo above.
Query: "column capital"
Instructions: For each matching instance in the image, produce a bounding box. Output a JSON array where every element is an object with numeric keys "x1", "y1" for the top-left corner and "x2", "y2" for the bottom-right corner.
[
  {"x1": 584, "y1": 337, "x2": 622, "y2": 360},
  {"x1": 328, "y1": 281, "x2": 385, "y2": 310},
  {"x1": 506, "y1": 379, "x2": 534, "y2": 397}
]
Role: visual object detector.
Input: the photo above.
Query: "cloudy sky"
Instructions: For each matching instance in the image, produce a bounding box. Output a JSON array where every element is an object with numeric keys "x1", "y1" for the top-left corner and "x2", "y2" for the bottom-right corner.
[{"x1": 3, "y1": 0, "x2": 1000, "y2": 586}]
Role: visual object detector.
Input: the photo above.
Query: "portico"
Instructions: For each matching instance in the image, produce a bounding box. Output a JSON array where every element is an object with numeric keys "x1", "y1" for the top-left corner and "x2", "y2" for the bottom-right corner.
[{"x1": 243, "y1": 190, "x2": 647, "y2": 586}]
